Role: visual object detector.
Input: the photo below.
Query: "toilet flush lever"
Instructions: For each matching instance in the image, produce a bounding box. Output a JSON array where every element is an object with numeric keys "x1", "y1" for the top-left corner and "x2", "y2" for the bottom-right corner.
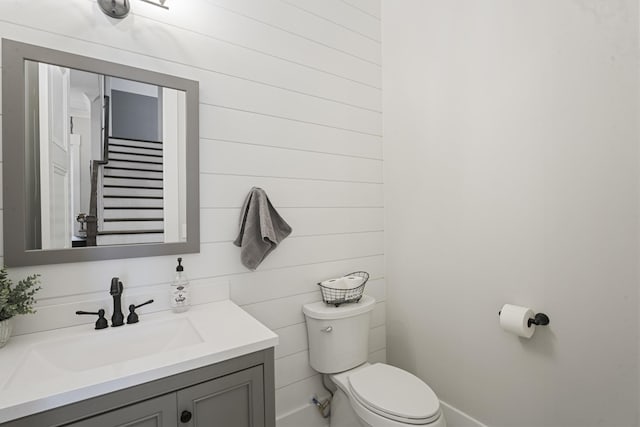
[{"x1": 321, "y1": 326, "x2": 333, "y2": 333}]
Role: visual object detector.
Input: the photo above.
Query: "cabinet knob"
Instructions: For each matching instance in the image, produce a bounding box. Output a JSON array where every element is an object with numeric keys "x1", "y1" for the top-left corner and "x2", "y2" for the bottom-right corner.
[{"x1": 180, "y1": 410, "x2": 192, "y2": 423}]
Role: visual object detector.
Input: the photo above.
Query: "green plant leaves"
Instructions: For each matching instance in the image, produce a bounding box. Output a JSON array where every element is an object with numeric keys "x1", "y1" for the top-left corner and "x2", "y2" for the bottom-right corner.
[{"x1": 0, "y1": 267, "x2": 41, "y2": 321}]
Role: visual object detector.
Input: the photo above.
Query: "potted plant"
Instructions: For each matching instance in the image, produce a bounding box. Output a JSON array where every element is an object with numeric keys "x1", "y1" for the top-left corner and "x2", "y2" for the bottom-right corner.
[{"x1": 0, "y1": 267, "x2": 40, "y2": 348}]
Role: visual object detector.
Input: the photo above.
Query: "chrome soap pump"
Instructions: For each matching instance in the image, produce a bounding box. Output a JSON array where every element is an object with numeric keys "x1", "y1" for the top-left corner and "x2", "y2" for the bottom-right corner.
[{"x1": 170, "y1": 257, "x2": 190, "y2": 312}]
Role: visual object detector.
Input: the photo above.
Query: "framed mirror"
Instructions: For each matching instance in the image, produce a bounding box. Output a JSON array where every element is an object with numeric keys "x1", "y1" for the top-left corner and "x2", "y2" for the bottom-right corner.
[{"x1": 2, "y1": 39, "x2": 200, "y2": 266}]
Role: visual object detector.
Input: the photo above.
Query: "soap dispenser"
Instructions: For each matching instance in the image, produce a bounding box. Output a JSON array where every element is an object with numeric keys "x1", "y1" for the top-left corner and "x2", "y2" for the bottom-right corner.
[{"x1": 170, "y1": 257, "x2": 190, "y2": 313}]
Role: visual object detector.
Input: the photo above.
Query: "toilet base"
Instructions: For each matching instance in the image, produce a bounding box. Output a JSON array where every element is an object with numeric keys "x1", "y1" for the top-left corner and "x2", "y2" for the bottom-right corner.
[{"x1": 330, "y1": 388, "x2": 367, "y2": 427}]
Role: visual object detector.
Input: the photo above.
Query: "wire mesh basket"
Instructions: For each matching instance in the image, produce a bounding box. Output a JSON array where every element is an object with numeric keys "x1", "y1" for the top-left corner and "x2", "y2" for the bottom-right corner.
[{"x1": 318, "y1": 271, "x2": 369, "y2": 307}]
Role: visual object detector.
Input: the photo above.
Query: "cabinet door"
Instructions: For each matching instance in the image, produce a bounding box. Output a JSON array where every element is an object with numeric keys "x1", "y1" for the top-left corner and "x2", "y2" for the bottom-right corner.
[
  {"x1": 177, "y1": 365, "x2": 264, "y2": 427},
  {"x1": 65, "y1": 393, "x2": 178, "y2": 427}
]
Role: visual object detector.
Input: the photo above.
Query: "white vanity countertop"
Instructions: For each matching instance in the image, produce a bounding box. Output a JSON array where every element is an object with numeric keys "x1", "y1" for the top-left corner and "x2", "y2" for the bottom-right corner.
[{"x1": 0, "y1": 300, "x2": 279, "y2": 424}]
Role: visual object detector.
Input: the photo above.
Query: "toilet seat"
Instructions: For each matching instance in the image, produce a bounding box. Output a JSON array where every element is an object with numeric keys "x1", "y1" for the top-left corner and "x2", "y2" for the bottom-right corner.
[{"x1": 348, "y1": 363, "x2": 441, "y2": 425}]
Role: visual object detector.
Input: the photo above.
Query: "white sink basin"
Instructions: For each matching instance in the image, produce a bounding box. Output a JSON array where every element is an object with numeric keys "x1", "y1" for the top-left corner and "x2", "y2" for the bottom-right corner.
[{"x1": 4, "y1": 317, "x2": 203, "y2": 389}]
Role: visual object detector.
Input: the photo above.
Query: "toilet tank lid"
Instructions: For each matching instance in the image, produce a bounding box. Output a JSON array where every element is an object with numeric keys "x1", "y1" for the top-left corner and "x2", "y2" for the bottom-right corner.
[{"x1": 303, "y1": 295, "x2": 376, "y2": 320}]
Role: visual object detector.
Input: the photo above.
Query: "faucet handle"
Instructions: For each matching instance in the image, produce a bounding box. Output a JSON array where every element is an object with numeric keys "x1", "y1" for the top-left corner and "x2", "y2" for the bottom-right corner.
[
  {"x1": 110, "y1": 277, "x2": 123, "y2": 295},
  {"x1": 126, "y1": 299, "x2": 154, "y2": 324},
  {"x1": 76, "y1": 309, "x2": 108, "y2": 330}
]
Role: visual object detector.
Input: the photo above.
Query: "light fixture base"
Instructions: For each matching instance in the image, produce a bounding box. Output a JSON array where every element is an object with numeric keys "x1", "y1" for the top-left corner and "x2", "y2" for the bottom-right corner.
[{"x1": 98, "y1": 0, "x2": 130, "y2": 19}]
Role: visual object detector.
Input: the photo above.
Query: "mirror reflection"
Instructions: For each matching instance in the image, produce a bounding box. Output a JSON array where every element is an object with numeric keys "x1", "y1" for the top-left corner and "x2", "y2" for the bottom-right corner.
[{"x1": 24, "y1": 61, "x2": 187, "y2": 250}]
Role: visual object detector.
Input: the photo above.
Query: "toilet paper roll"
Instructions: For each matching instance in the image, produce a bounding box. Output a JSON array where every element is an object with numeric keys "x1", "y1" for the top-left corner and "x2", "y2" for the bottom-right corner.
[
  {"x1": 320, "y1": 278, "x2": 345, "y2": 289},
  {"x1": 343, "y1": 276, "x2": 364, "y2": 289},
  {"x1": 499, "y1": 304, "x2": 535, "y2": 338}
]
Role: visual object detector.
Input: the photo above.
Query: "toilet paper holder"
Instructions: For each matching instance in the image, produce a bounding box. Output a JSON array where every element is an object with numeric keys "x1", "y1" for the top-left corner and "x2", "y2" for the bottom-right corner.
[
  {"x1": 498, "y1": 310, "x2": 550, "y2": 327},
  {"x1": 527, "y1": 312, "x2": 550, "y2": 327}
]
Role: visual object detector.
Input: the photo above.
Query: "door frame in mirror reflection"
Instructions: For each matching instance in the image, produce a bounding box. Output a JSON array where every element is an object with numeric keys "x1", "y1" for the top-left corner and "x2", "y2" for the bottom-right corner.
[{"x1": 2, "y1": 39, "x2": 200, "y2": 266}]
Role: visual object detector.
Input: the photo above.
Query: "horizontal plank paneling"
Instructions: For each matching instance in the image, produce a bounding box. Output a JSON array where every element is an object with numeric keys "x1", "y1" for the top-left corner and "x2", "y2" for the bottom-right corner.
[
  {"x1": 275, "y1": 350, "x2": 316, "y2": 389},
  {"x1": 282, "y1": 207, "x2": 384, "y2": 236},
  {"x1": 136, "y1": 0, "x2": 382, "y2": 85},
  {"x1": 201, "y1": 175, "x2": 383, "y2": 208},
  {"x1": 242, "y1": 292, "x2": 321, "y2": 331},
  {"x1": 200, "y1": 105, "x2": 382, "y2": 160},
  {"x1": 8, "y1": 232, "x2": 382, "y2": 299},
  {"x1": 282, "y1": 0, "x2": 381, "y2": 42},
  {"x1": 201, "y1": 207, "x2": 384, "y2": 243},
  {"x1": 274, "y1": 323, "x2": 308, "y2": 359},
  {"x1": 0, "y1": 25, "x2": 380, "y2": 135},
  {"x1": 198, "y1": 0, "x2": 381, "y2": 64},
  {"x1": 230, "y1": 255, "x2": 384, "y2": 306},
  {"x1": 343, "y1": 0, "x2": 381, "y2": 20},
  {"x1": 198, "y1": 77, "x2": 380, "y2": 135},
  {"x1": 251, "y1": 231, "x2": 382, "y2": 270},
  {"x1": 208, "y1": 232, "x2": 384, "y2": 275},
  {"x1": 200, "y1": 140, "x2": 382, "y2": 183},
  {"x1": 1, "y1": 0, "x2": 381, "y2": 101}
]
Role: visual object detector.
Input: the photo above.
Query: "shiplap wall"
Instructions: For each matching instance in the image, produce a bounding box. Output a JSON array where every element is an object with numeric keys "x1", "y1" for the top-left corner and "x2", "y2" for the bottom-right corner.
[{"x1": 0, "y1": 0, "x2": 383, "y2": 421}]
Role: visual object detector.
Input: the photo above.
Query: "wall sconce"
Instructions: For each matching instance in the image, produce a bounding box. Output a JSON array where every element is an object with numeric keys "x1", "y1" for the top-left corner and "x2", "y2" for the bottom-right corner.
[
  {"x1": 97, "y1": 0, "x2": 130, "y2": 19},
  {"x1": 141, "y1": 0, "x2": 169, "y2": 9},
  {"x1": 98, "y1": 0, "x2": 169, "y2": 17}
]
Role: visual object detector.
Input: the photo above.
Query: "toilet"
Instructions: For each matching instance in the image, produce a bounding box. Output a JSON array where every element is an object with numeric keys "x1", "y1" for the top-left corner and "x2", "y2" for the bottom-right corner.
[{"x1": 303, "y1": 295, "x2": 446, "y2": 427}]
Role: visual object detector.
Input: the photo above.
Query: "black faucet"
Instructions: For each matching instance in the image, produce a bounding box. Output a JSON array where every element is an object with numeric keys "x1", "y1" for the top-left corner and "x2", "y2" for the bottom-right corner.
[
  {"x1": 127, "y1": 299, "x2": 155, "y2": 324},
  {"x1": 75, "y1": 309, "x2": 109, "y2": 329},
  {"x1": 76, "y1": 278, "x2": 155, "y2": 330},
  {"x1": 110, "y1": 277, "x2": 125, "y2": 327}
]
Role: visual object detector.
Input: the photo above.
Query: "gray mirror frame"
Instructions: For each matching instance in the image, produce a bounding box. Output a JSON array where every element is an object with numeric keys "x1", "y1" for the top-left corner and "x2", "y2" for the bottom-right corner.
[{"x1": 2, "y1": 39, "x2": 200, "y2": 266}]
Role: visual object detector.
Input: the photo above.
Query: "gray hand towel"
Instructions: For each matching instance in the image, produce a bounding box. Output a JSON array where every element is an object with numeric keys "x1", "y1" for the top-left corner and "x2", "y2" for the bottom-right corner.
[{"x1": 233, "y1": 187, "x2": 292, "y2": 270}]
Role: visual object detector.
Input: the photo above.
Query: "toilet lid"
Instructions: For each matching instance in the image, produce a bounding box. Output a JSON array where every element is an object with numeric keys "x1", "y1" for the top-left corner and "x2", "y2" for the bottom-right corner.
[{"x1": 348, "y1": 363, "x2": 440, "y2": 424}]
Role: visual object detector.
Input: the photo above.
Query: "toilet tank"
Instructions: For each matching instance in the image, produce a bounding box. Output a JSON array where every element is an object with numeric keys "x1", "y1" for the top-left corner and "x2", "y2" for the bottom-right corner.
[{"x1": 303, "y1": 295, "x2": 376, "y2": 374}]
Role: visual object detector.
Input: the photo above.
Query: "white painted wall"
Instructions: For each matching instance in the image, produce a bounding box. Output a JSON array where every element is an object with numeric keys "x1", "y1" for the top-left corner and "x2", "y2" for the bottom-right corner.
[
  {"x1": 383, "y1": 1, "x2": 638, "y2": 427},
  {"x1": 0, "y1": 0, "x2": 383, "y2": 421}
]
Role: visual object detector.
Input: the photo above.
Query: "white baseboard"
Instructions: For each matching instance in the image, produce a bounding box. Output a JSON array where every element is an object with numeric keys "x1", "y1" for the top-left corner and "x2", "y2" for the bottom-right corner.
[
  {"x1": 276, "y1": 399, "x2": 486, "y2": 427},
  {"x1": 277, "y1": 403, "x2": 329, "y2": 427},
  {"x1": 440, "y1": 400, "x2": 488, "y2": 427}
]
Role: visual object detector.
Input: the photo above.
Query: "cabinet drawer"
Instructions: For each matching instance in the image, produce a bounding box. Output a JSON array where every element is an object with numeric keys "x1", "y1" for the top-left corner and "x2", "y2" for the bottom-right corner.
[{"x1": 65, "y1": 394, "x2": 177, "y2": 427}]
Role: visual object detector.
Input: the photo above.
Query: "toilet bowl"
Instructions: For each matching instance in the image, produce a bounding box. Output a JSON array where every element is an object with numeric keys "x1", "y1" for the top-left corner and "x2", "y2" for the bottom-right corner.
[
  {"x1": 303, "y1": 295, "x2": 446, "y2": 427},
  {"x1": 330, "y1": 362, "x2": 445, "y2": 427}
]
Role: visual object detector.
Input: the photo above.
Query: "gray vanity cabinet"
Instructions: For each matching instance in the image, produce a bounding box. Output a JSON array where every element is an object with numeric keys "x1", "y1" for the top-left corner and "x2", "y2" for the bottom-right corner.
[
  {"x1": 66, "y1": 365, "x2": 264, "y2": 427},
  {"x1": 177, "y1": 365, "x2": 264, "y2": 427},
  {"x1": 1, "y1": 349, "x2": 275, "y2": 427},
  {"x1": 65, "y1": 394, "x2": 177, "y2": 427}
]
